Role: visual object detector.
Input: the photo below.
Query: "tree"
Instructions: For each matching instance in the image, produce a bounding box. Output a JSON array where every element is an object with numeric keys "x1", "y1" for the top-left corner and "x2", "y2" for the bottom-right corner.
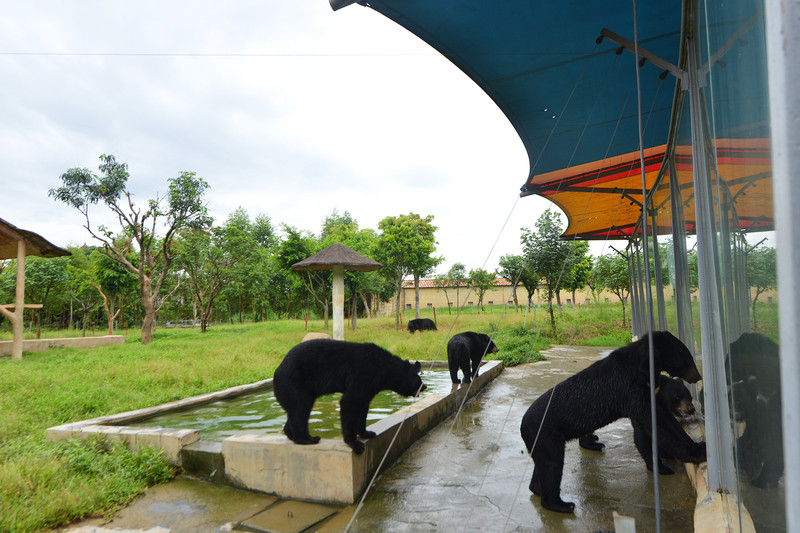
[
  {"x1": 469, "y1": 268, "x2": 496, "y2": 312},
  {"x1": 278, "y1": 225, "x2": 331, "y2": 327},
  {"x1": 23, "y1": 255, "x2": 70, "y2": 337},
  {"x1": 92, "y1": 250, "x2": 137, "y2": 334},
  {"x1": 498, "y1": 254, "x2": 525, "y2": 311},
  {"x1": 447, "y1": 263, "x2": 469, "y2": 310},
  {"x1": 176, "y1": 221, "x2": 239, "y2": 333},
  {"x1": 747, "y1": 245, "x2": 776, "y2": 328},
  {"x1": 433, "y1": 273, "x2": 454, "y2": 313},
  {"x1": 593, "y1": 252, "x2": 631, "y2": 323},
  {"x1": 49, "y1": 154, "x2": 210, "y2": 344},
  {"x1": 521, "y1": 211, "x2": 573, "y2": 333},
  {"x1": 374, "y1": 213, "x2": 441, "y2": 328},
  {"x1": 561, "y1": 241, "x2": 592, "y2": 308}
]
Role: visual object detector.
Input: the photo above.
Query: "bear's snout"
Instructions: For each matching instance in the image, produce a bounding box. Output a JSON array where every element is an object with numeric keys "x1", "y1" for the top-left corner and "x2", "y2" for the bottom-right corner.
[
  {"x1": 416, "y1": 383, "x2": 427, "y2": 396},
  {"x1": 683, "y1": 366, "x2": 702, "y2": 383}
]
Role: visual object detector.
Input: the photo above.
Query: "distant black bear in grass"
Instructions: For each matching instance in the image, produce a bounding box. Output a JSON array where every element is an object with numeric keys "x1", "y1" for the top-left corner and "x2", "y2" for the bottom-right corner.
[
  {"x1": 408, "y1": 318, "x2": 437, "y2": 333},
  {"x1": 578, "y1": 374, "x2": 700, "y2": 474},
  {"x1": 520, "y1": 331, "x2": 705, "y2": 513},
  {"x1": 446, "y1": 332, "x2": 499, "y2": 384},
  {"x1": 273, "y1": 339, "x2": 426, "y2": 454}
]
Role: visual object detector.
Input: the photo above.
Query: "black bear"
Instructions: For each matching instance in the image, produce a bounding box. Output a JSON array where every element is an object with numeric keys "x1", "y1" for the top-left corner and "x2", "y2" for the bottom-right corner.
[
  {"x1": 728, "y1": 332, "x2": 783, "y2": 488},
  {"x1": 520, "y1": 331, "x2": 706, "y2": 513},
  {"x1": 631, "y1": 374, "x2": 699, "y2": 474},
  {"x1": 447, "y1": 332, "x2": 499, "y2": 384},
  {"x1": 579, "y1": 374, "x2": 700, "y2": 473},
  {"x1": 408, "y1": 318, "x2": 437, "y2": 333},
  {"x1": 273, "y1": 338, "x2": 427, "y2": 454}
]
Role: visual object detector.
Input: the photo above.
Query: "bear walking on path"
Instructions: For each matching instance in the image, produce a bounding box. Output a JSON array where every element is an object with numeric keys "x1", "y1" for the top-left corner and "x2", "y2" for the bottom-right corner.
[
  {"x1": 447, "y1": 332, "x2": 499, "y2": 384},
  {"x1": 273, "y1": 339, "x2": 426, "y2": 454},
  {"x1": 520, "y1": 331, "x2": 705, "y2": 513}
]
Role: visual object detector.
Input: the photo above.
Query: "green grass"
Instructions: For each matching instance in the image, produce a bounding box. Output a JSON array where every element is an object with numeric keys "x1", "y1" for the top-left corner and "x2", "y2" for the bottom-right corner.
[{"x1": 0, "y1": 306, "x2": 632, "y2": 532}]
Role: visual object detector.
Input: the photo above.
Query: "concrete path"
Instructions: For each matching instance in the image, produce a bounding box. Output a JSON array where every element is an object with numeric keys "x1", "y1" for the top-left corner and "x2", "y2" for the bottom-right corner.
[{"x1": 60, "y1": 345, "x2": 696, "y2": 533}]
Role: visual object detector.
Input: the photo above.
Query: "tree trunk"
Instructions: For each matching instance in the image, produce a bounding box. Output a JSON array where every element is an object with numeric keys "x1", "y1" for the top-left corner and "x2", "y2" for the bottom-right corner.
[
  {"x1": 140, "y1": 278, "x2": 156, "y2": 345},
  {"x1": 359, "y1": 292, "x2": 372, "y2": 319},
  {"x1": 351, "y1": 293, "x2": 358, "y2": 330},
  {"x1": 414, "y1": 274, "x2": 421, "y2": 319},
  {"x1": 394, "y1": 279, "x2": 402, "y2": 329},
  {"x1": 512, "y1": 284, "x2": 519, "y2": 312}
]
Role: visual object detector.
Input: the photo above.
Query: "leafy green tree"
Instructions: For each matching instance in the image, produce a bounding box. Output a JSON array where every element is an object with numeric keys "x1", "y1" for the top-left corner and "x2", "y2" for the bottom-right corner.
[
  {"x1": 92, "y1": 250, "x2": 137, "y2": 334},
  {"x1": 176, "y1": 221, "x2": 241, "y2": 333},
  {"x1": 447, "y1": 263, "x2": 469, "y2": 310},
  {"x1": 593, "y1": 252, "x2": 631, "y2": 323},
  {"x1": 49, "y1": 154, "x2": 210, "y2": 344},
  {"x1": 561, "y1": 241, "x2": 591, "y2": 308},
  {"x1": 63, "y1": 247, "x2": 99, "y2": 333},
  {"x1": 469, "y1": 268, "x2": 496, "y2": 312},
  {"x1": 521, "y1": 211, "x2": 573, "y2": 333},
  {"x1": 433, "y1": 273, "x2": 454, "y2": 313},
  {"x1": 499, "y1": 254, "x2": 526, "y2": 311},
  {"x1": 278, "y1": 225, "x2": 331, "y2": 326},
  {"x1": 747, "y1": 245, "x2": 776, "y2": 328},
  {"x1": 374, "y1": 213, "x2": 441, "y2": 328},
  {"x1": 23, "y1": 255, "x2": 71, "y2": 336}
]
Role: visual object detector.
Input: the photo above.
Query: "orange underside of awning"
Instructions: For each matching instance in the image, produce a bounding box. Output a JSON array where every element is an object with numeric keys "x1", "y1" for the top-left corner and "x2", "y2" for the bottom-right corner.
[{"x1": 522, "y1": 138, "x2": 772, "y2": 240}]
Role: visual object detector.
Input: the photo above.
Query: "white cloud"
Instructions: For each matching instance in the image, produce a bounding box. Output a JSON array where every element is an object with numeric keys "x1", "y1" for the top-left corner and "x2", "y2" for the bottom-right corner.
[{"x1": 0, "y1": 1, "x2": 569, "y2": 273}]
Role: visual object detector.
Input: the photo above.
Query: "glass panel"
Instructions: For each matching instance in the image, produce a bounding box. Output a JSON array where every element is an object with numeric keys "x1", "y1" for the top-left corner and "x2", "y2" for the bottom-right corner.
[{"x1": 698, "y1": 0, "x2": 782, "y2": 529}]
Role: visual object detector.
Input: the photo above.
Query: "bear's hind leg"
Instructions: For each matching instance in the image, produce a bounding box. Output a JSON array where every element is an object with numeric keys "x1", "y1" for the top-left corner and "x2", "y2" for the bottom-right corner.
[
  {"x1": 284, "y1": 399, "x2": 320, "y2": 445},
  {"x1": 448, "y1": 359, "x2": 461, "y2": 384},
  {"x1": 533, "y1": 439, "x2": 575, "y2": 513},
  {"x1": 460, "y1": 356, "x2": 472, "y2": 384}
]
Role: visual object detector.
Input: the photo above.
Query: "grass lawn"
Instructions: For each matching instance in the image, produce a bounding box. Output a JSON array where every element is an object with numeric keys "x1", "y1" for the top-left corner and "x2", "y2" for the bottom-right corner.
[{"x1": 0, "y1": 303, "x2": 631, "y2": 533}]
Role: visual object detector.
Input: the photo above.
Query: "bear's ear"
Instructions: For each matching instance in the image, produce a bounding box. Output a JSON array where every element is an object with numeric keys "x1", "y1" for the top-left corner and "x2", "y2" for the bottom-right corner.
[{"x1": 413, "y1": 361, "x2": 421, "y2": 372}]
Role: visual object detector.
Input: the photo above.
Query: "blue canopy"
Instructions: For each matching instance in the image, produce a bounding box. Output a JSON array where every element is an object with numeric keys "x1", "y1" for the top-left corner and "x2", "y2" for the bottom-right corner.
[{"x1": 331, "y1": 0, "x2": 683, "y2": 238}]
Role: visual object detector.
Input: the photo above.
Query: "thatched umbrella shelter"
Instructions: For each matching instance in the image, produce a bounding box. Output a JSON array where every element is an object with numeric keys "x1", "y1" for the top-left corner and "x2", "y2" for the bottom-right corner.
[
  {"x1": 0, "y1": 217, "x2": 71, "y2": 359},
  {"x1": 291, "y1": 242, "x2": 381, "y2": 340}
]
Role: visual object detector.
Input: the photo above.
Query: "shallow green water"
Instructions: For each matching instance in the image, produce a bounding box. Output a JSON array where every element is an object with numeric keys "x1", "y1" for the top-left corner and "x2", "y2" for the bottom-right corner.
[{"x1": 130, "y1": 370, "x2": 454, "y2": 442}]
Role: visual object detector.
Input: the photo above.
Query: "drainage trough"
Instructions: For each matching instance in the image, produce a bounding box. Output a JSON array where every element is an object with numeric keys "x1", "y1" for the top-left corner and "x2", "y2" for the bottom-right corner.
[{"x1": 46, "y1": 360, "x2": 503, "y2": 504}]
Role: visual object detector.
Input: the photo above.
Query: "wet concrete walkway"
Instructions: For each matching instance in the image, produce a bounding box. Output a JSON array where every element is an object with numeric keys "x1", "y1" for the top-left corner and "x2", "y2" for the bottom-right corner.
[{"x1": 61, "y1": 346, "x2": 696, "y2": 533}]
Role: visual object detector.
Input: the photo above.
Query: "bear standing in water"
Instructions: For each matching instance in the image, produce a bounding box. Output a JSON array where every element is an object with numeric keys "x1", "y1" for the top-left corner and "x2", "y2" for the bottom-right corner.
[
  {"x1": 520, "y1": 331, "x2": 705, "y2": 513},
  {"x1": 273, "y1": 339, "x2": 426, "y2": 454}
]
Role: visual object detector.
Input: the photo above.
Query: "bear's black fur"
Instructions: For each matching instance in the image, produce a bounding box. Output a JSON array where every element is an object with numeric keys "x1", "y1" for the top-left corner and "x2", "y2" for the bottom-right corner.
[
  {"x1": 446, "y1": 332, "x2": 499, "y2": 384},
  {"x1": 520, "y1": 331, "x2": 705, "y2": 513},
  {"x1": 631, "y1": 374, "x2": 698, "y2": 474},
  {"x1": 579, "y1": 374, "x2": 700, "y2": 473},
  {"x1": 729, "y1": 332, "x2": 783, "y2": 488},
  {"x1": 408, "y1": 318, "x2": 437, "y2": 333},
  {"x1": 273, "y1": 339, "x2": 426, "y2": 454}
]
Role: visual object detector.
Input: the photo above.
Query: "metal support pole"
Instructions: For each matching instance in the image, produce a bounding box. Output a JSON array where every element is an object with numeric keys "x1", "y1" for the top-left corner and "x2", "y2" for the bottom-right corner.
[
  {"x1": 766, "y1": 0, "x2": 800, "y2": 529},
  {"x1": 687, "y1": 26, "x2": 736, "y2": 493}
]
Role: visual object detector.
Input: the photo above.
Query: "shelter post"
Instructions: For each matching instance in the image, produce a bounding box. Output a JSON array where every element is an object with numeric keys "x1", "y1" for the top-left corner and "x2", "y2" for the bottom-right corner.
[
  {"x1": 332, "y1": 265, "x2": 345, "y2": 340},
  {"x1": 13, "y1": 239, "x2": 26, "y2": 360}
]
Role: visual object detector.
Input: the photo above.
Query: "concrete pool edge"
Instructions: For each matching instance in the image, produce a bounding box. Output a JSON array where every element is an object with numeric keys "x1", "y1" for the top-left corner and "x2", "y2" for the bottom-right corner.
[{"x1": 46, "y1": 359, "x2": 504, "y2": 505}]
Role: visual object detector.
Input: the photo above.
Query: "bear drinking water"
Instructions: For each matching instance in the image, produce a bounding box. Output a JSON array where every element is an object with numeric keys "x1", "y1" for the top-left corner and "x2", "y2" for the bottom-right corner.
[{"x1": 273, "y1": 339, "x2": 426, "y2": 454}]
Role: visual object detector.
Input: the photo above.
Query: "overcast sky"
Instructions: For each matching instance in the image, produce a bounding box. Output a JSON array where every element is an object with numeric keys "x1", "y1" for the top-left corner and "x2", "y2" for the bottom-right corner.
[{"x1": 1, "y1": 1, "x2": 592, "y2": 274}]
